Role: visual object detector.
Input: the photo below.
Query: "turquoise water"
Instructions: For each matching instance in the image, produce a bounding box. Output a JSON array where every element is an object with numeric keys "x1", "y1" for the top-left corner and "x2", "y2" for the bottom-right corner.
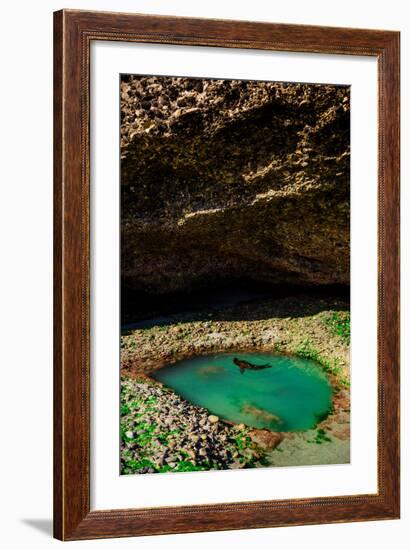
[{"x1": 152, "y1": 353, "x2": 332, "y2": 431}]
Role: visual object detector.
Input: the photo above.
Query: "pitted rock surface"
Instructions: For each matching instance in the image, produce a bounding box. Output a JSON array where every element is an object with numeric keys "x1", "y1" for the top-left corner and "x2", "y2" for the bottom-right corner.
[{"x1": 121, "y1": 76, "x2": 350, "y2": 294}]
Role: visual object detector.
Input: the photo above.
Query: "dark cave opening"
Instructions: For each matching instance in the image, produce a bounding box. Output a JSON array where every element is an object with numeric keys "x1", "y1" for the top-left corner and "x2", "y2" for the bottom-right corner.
[{"x1": 121, "y1": 279, "x2": 349, "y2": 328}]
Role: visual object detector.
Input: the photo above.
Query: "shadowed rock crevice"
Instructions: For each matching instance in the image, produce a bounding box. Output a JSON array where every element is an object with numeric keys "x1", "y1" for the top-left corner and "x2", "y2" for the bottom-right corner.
[{"x1": 121, "y1": 76, "x2": 350, "y2": 295}]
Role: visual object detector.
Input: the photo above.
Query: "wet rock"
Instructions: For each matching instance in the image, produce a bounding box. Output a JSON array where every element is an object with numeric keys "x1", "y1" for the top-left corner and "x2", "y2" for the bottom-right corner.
[{"x1": 249, "y1": 429, "x2": 283, "y2": 451}]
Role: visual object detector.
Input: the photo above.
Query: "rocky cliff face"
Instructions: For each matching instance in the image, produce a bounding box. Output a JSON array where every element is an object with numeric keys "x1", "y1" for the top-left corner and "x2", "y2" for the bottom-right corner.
[{"x1": 120, "y1": 76, "x2": 350, "y2": 294}]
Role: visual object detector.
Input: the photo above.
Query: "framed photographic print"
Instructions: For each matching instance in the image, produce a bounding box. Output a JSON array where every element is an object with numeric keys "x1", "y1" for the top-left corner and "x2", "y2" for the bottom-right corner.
[{"x1": 53, "y1": 9, "x2": 400, "y2": 540}]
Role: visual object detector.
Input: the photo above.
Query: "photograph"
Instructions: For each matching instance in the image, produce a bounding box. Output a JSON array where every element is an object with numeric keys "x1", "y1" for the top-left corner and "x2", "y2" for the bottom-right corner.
[
  {"x1": 119, "y1": 75, "x2": 351, "y2": 475},
  {"x1": 47, "y1": 3, "x2": 400, "y2": 542},
  {"x1": 0, "y1": 0, "x2": 403, "y2": 545}
]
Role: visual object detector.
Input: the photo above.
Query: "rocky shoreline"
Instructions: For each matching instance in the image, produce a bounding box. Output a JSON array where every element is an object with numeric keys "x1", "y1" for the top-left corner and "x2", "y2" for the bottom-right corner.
[
  {"x1": 120, "y1": 294, "x2": 350, "y2": 474},
  {"x1": 121, "y1": 378, "x2": 280, "y2": 474}
]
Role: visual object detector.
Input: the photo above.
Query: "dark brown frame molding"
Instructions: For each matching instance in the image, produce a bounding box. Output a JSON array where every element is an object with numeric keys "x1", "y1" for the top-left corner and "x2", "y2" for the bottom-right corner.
[{"x1": 54, "y1": 9, "x2": 400, "y2": 541}]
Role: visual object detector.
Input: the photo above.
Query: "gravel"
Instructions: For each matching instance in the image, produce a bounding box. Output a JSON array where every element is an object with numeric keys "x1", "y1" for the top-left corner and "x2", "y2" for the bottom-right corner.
[{"x1": 120, "y1": 378, "x2": 264, "y2": 475}]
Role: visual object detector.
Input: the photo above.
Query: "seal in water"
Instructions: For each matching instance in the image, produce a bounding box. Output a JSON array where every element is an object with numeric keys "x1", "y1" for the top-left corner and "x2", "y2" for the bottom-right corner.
[{"x1": 233, "y1": 357, "x2": 272, "y2": 375}]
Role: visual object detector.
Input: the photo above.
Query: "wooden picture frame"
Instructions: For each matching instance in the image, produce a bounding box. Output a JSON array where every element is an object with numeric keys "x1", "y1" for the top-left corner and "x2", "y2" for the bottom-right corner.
[{"x1": 53, "y1": 9, "x2": 400, "y2": 541}]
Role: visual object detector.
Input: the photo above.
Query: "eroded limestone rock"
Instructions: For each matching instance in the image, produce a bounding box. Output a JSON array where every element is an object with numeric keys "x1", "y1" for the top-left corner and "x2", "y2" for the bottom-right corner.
[{"x1": 121, "y1": 76, "x2": 350, "y2": 294}]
